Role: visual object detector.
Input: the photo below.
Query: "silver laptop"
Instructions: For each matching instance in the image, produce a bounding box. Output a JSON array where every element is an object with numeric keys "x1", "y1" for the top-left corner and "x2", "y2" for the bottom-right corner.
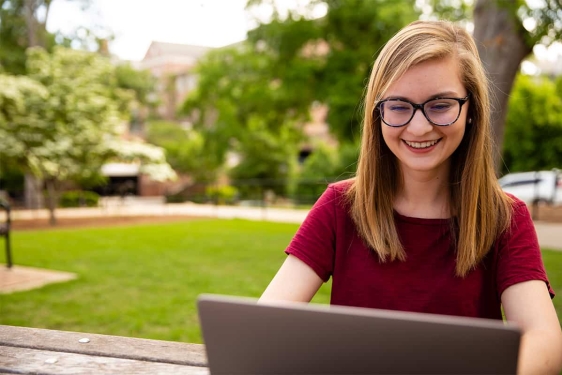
[{"x1": 197, "y1": 294, "x2": 520, "y2": 374}]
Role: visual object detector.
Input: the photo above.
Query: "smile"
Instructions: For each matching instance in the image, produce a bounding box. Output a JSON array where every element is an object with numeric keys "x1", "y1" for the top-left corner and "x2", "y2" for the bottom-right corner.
[{"x1": 403, "y1": 139, "x2": 442, "y2": 149}]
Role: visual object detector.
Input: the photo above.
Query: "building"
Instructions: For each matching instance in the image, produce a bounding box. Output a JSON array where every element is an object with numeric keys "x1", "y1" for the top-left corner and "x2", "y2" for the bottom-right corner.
[{"x1": 139, "y1": 41, "x2": 214, "y2": 120}]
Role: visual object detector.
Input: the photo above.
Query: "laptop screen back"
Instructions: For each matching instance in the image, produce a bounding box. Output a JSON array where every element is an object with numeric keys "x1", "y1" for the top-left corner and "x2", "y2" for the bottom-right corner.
[{"x1": 197, "y1": 294, "x2": 520, "y2": 374}]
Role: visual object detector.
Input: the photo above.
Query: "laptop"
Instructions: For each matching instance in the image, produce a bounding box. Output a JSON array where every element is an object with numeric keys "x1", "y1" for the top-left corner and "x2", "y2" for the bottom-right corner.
[{"x1": 197, "y1": 294, "x2": 521, "y2": 374}]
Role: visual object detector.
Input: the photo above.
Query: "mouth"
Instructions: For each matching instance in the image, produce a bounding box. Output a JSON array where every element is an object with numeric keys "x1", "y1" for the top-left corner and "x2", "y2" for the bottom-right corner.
[{"x1": 402, "y1": 138, "x2": 442, "y2": 149}]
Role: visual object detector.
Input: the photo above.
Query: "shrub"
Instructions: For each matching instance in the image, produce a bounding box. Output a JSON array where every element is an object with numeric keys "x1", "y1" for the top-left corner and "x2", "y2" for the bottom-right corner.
[
  {"x1": 205, "y1": 185, "x2": 238, "y2": 205},
  {"x1": 59, "y1": 190, "x2": 100, "y2": 208}
]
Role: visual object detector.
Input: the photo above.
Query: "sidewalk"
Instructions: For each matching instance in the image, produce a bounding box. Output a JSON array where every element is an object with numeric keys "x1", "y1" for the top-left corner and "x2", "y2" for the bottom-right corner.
[{"x1": 532, "y1": 222, "x2": 562, "y2": 251}]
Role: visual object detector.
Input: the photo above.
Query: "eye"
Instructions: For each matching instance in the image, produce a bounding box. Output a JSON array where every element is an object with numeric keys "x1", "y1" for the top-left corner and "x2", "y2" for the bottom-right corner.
[
  {"x1": 427, "y1": 100, "x2": 454, "y2": 112},
  {"x1": 387, "y1": 102, "x2": 411, "y2": 112}
]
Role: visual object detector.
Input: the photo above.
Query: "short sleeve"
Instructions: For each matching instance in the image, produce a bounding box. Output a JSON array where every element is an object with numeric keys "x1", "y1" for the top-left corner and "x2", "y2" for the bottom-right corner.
[
  {"x1": 497, "y1": 201, "x2": 555, "y2": 299},
  {"x1": 285, "y1": 186, "x2": 338, "y2": 282}
]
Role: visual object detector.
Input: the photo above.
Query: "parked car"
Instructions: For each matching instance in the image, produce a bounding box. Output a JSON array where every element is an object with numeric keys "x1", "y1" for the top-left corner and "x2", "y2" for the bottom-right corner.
[{"x1": 498, "y1": 170, "x2": 562, "y2": 205}]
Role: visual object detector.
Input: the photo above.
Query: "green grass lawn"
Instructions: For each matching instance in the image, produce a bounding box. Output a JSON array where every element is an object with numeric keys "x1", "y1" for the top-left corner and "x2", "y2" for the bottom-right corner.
[
  {"x1": 0, "y1": 219, "x2": 331, "y2": 343},
  {"x1": 0, "y1": 219, "x2": 560, "y2": 344}
]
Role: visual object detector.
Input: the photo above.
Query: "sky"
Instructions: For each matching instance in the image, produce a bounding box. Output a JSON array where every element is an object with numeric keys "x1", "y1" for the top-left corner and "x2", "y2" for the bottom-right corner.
[
  {"x1": 47, "y1": 0, "x2": 256, "y2": 61},
  {"x1": 47, "y1": 0, "x2": 561, "y2": 67}
]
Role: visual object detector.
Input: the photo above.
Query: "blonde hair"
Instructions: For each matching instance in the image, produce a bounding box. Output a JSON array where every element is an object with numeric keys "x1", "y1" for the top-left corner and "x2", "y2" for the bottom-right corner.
[{"x1": 346, "y1": 20, "x2": 512, "y2": 277}]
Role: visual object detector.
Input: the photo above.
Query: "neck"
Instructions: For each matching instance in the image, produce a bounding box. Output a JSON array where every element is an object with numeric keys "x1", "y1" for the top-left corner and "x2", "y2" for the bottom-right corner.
[{"x1": 394, "y1": 166, "x2": 451, "y2": 219}]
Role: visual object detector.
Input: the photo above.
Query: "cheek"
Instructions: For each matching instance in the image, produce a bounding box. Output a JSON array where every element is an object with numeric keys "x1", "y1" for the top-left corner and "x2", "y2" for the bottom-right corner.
[
  {"x1": 380, "y1": 127, "x2": 399, "y2": 146},
  {"x1": 446, "y1": 124, "x2": 466, "y2": 147}
]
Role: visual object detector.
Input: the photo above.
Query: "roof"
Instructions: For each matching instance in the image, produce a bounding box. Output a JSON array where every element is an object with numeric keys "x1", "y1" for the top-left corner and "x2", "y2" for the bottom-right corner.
[
  {"x1": 101, "y1": 163, "x2": 140, "y2": 177},
  {"x1": 142, "y1": 41, "x2": 213, "y2": 61}
]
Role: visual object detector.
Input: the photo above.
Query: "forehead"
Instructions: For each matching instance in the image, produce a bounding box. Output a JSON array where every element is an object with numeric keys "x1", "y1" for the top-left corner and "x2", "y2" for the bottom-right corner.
[{"x1": 383, "y1": 57, "x2": 464, "y2": 100}]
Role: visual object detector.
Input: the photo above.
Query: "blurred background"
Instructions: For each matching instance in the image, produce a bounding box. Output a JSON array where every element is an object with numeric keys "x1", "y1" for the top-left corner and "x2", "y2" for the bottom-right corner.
[
  {"x1": 0, "y1": 0, "x2": 561, "y2": 222},
  {"x1": 1, "y1": 0, "x2": 562, "y2": 345}
]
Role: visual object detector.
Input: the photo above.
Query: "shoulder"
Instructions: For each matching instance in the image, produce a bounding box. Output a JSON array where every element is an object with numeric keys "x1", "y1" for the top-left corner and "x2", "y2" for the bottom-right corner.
[
  {"x1": 496, "y1": 192, "x2": 537, "y2": 248},
  {"x1": 308, "y1": 179, "x2": 355, "y2": 216},
  {"x1": 327, "y1": 178, "x2": 355, "y2": 195},
  {"x1": 324, "y1": 178, "x2": 355, "y2": 207},
  {"x1": 503, "y1": 192, "x2": 532, "y2": 221},
  {"x1": 504, "y1": 192, "x2": 527, "y2": 208}
]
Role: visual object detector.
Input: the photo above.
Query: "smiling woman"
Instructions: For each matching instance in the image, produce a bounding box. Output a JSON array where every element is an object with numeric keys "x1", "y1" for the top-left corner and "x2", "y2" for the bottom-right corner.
[
  {"x1": 260, "y1": 19, "x2": 562, "y2": 375},
  {"x1": 379, "y1": 57, "x2": 469, "y2": 181}
]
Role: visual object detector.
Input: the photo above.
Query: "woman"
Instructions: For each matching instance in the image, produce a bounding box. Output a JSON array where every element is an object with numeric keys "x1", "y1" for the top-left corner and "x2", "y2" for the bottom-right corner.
[{"x1": 261, "y1": 20, "x2": 562, "y2": 374}]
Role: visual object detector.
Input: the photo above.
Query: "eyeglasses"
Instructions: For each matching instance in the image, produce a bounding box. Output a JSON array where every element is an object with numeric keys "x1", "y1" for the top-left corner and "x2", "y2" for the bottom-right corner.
[{"x1": 376, "y1": 94, "x2": 470, "y2": 127}]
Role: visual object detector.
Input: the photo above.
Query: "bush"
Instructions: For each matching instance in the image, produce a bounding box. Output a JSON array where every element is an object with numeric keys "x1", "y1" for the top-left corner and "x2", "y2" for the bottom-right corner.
[
  {"x1": 165, "y1": 183, "x2": 209, "y2": 204},
  {"x1": 59, "y1": 190, "x2": 100, "y2": 208},
  {"x1": 503, "y1": 74, "x2": 562, "y2": 173},
  {"x1": 291, "y1": 142, "x2": 359, "y2": 204},
  {"x1": 205, "y1": 185, "x2": 238, "y2": 205}
]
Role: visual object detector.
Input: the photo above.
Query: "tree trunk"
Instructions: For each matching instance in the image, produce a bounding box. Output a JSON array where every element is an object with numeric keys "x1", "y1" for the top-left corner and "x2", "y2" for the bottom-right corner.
[
  {"x1": 22, "y1": 0, "x2": 49, "y2": 208},
  {"x1": 472, "y1": 0, "x2": 532, "y2": 174},
  {"x1": 45, "y1": 178, "x2": 58, "y2": 226},
  {"x1": 24, "y1": 0, "x2": 38, "y2": 47},
  {"x1": 24, "y1": 173, "x2": 44, "y2": 209}
]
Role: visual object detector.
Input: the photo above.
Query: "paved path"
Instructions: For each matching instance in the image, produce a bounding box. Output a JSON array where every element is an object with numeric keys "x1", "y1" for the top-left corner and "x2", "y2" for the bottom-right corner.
[
  {"x1": 532, "y1": 222, "x2": 562, "y2": 251},
  {"x1": 0, "y1": 265, "x2": 76, "y2": 294}
]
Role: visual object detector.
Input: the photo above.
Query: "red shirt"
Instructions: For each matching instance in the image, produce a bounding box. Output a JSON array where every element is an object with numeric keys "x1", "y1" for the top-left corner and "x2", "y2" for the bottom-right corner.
[{"x1": 286, "y1": 181, "x2": 554, "y2": 320}]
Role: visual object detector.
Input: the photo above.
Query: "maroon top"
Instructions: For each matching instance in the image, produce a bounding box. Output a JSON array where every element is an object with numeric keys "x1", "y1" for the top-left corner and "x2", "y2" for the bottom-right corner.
[{"x1": 286, "y1": 181, "x2": 554, "y2": 320}]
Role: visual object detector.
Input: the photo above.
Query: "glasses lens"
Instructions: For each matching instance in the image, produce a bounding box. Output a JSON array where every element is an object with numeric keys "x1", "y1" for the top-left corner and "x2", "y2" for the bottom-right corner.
[
  {"x1": 423, "y1": 99, "x2": 460, "y2": 125},
  {"x1": 380, "y1": 100, "x2": 413, "y2": 127}
]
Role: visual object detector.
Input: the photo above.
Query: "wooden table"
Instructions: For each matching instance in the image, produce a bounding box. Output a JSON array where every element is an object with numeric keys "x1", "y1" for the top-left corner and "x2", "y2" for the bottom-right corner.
[{"x1": 0, "y1": 325, "x2": 209, "y2": 374}]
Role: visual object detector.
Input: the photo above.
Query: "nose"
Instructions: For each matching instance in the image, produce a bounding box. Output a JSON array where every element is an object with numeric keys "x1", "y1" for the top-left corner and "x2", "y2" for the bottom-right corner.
[{"x1": 406, "y1": 108, "x2": 433, "y2": 136}]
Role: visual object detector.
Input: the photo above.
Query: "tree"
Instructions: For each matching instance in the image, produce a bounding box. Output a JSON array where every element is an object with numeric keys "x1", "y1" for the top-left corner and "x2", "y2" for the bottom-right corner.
[
  {"x1": 182, "y1": 0, "x2": 419, "y2": 192},
  {"x1": 115, "y1": 63, "x2": 156, "y2": 109},
  {"x1": 246, "y1": 0, "x2": 419, "y2": 142},
  {"x1": 181, "y1": 43, "x2": 307, "y2": 187},
  {"x1": 0, "y1": 0, "x2": 92, "y2": 74},
  {"x1": 0, "y1": 46, "x2": 174, "y2": 224},
  {"x1": 247, "y1": 0, "x2": 562, "y2": 171},
  {"x1": 0, "y1": 74, "x2": 51, "y2": 207},
  {"x1": 229, "y1": 116, "x2": 300, "y2": 196},
  {"x1": 25, "y1": 46, "x2": 124, "y2": 223},
  {"x1": 502, "y1": 74, "x2": 562, "y2": 172},
  {"x1": 145, "y1": 120, "x2": 213, "y2": 181},
  {"x1": 472, "y1": 0, "x2": 562, "y2": 170},
  {"x1": 294, "y1": 140, "x2": 358, "y2": 202},
  {"x1": 0, "y1": 0, "x2": 110, "y2": 210}
]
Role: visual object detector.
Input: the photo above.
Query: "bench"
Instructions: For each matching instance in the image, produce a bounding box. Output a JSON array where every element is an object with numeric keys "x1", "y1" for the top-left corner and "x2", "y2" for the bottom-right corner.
[
  {"x1": 0, "y1": 201, "x2": 11, "y2": 268},
  {"x1": 0, "y1": 325, "x2": 209, "y2": 374}
]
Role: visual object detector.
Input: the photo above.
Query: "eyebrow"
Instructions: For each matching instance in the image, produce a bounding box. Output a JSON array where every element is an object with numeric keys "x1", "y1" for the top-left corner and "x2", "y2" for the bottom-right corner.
[{"x1": 383, "y1": 91, "x2": 462, "y2": 101}]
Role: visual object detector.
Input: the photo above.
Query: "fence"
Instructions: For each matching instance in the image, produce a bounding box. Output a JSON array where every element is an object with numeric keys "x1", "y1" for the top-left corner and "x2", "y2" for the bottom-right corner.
[{"x1": 164, "y1": 178, "x2": 347, "y2": 208}]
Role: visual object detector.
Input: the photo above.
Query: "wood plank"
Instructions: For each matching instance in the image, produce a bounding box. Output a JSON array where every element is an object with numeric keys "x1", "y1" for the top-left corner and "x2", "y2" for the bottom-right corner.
[
  {"x1": 0, "y1": 346, "x2": 209, "y2": 375},
  {"x1": 0, "y1": 325, "x2": 207, "y2": 367}
]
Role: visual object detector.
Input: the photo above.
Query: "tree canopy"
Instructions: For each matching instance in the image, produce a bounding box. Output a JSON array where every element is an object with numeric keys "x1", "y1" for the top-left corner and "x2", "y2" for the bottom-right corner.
[
  {"x1": 0, "y1": 46, "x2": 173, "y2": 222},
  {"x1": 181, "y1": 43, "x2": 307, "y2": 186},
  {"x1": 192, "y1": 0, "x2": 560, "y2": 177},
  {"x1": 245, "y1": 0, "x2": 419, "y2": 142},
  {"x1": 0, "y1": 0, "x2": 93, "y2": 74},
  {"x1": 503, "y1": 74, "x2": 562, "y2": 172},
  {"x1": 181, "y1": 0, "x2": 420, "y2": 188}
]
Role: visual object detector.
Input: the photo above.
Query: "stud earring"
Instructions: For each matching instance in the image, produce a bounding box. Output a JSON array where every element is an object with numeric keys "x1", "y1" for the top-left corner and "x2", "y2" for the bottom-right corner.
[{"x1": 468, "y1": 118, "x2": 472, "y2": 124}]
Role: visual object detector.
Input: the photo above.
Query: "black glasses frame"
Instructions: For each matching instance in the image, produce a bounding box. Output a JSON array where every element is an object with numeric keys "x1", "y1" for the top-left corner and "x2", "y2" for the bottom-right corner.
[{"x1": 376, "y1": 94, "x2": 470, "y2": 127}]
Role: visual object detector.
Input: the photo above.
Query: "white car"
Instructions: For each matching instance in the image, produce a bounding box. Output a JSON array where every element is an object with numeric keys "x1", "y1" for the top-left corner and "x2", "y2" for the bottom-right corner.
[{"x1": 498, "y1": 170, "x2": 562, "y2": 205}]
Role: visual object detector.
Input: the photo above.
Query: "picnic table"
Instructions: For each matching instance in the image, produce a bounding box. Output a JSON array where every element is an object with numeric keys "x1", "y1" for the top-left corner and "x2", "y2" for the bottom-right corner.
[{"x1": 0, "y1": 325, "x2": 209, "y2": 374}]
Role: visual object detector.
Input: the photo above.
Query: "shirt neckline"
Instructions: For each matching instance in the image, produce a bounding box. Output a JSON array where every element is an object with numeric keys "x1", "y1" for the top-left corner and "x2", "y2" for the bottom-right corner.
[{"x1": 393, "y1": 210, "x2": 452, "y2": 226}]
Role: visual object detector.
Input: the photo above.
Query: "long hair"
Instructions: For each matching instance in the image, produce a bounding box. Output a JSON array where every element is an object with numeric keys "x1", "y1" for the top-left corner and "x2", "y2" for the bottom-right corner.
[{"x1": 346, "y1": 20, "x2": 512, "y2": 277}]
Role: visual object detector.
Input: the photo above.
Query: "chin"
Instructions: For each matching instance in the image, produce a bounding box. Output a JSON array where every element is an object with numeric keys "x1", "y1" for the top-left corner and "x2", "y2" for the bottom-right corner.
[{"x1": 401, "y1": 161, "x2": 446, "y2": 174}]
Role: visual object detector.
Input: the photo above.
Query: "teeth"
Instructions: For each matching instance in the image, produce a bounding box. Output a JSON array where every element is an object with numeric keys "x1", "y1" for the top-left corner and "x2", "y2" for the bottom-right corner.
[{"x1": 404, "y1": 139, "x2": 439, "y2": 149}]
